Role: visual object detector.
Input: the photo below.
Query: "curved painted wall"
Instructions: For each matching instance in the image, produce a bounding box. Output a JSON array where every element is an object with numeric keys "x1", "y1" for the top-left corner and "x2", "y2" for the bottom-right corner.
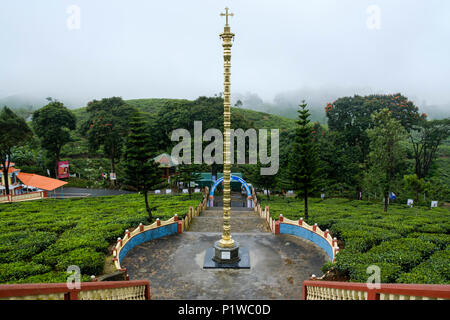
[
  {"x1": 118, "y1": 223, "x2": 178, "y2": 263},
  {"x1": 280, "y1": 223, "x2": 334, "y2": 261}
]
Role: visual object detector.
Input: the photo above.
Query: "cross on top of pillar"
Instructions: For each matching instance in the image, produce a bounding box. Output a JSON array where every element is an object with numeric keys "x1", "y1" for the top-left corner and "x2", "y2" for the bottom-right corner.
[{"x1": 220, "y1": 7, "x2": 234, "y2": 26}]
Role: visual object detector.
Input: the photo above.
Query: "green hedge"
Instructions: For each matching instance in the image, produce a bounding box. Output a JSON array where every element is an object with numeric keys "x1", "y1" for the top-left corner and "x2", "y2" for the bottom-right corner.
[
  {"x1": 396, "y1": 247, "x2": 450, "y2": 284},
  {"x1": 349, "y1": 263, "x2": 403, "y2": 283},
  {"x1": 409, "y1": 233, "x2": 450, "y2": 250},
  {"x1": 0, "y1": 193, "x2": 202, "y2": 283},
  {"x1": 11, "y1": 271, "x2": 92, "y2": 284},
  {"x1": 261, "y1": 196, "x2": 450, "y2": 284},
  {"x1": 55, "y1": 248, "x2": 105, "y2": 276},
  {"x1": 0, "y1": 262, "x2": 51, "y2": 283},
  {"x1": 367, "y1": 238, "x2": 437, "y2": 271},
  {"x1": 0, "y1": 231, "x2": 58, "y2": 263}
]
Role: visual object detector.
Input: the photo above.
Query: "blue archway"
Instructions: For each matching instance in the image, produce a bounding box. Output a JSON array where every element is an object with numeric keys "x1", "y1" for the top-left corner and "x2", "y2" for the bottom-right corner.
[{"x1": 208, "y1": 175, "x2": 253, "y2": 208}]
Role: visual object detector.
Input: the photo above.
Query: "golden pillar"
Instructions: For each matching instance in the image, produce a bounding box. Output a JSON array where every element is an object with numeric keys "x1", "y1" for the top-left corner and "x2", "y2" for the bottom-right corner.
[{"x1": 219, "y1": 7, "x2": 235, "y2": 248}]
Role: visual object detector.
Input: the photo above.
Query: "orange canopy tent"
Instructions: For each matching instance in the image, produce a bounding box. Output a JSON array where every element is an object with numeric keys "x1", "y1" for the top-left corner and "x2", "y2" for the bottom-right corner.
[{"x1": 17, "y1": 173, "x2": 68, "y2": 191}]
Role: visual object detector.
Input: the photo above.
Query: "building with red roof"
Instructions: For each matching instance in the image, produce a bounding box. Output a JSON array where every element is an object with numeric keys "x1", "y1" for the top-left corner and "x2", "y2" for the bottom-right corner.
[{"x1": 0, "y1": 163, "x2": 67, "y2": 203}]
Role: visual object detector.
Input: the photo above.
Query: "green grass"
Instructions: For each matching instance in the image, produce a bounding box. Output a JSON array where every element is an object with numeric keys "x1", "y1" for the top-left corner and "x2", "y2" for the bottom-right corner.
[
  {"x1": 0, "y1": 193, "x2": 202, "y2": 284},
  {"x1": 260, "y1": 196, "x2": 450, "y2": 284},
  {"x1": 232, "y1": 107, "x2": 296, "y2": 131}
]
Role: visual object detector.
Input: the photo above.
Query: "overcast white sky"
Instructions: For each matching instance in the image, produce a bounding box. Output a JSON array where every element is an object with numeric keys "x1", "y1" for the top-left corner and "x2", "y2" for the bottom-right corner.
[{"x1": 0, "y1": 0, "x2": 449, "y2": 108}]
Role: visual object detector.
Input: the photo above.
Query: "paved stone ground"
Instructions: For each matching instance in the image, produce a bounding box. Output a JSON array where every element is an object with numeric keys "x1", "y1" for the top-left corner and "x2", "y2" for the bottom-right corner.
[{"x1": 122, "y1": 194, "x2": 329, "y2": 300}]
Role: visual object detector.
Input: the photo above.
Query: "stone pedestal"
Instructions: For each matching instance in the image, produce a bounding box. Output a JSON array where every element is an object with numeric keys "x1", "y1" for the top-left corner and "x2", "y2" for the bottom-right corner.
[
  {"x1": 213, "y1": 240, "x2": 240, "y2": 264},
  {"x1": 203, "y1": 241, "x2": 250, "y2": 269}
]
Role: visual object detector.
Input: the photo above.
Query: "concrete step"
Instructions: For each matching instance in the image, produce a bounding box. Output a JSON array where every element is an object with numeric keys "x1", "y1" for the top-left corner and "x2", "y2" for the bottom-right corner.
[
  {"x1": 187, "y1": 206, "x2": 270, "y2": 233},
  {"x1": 201, "y1": 210, "x2": 257, "y2": 218},
  {"x1": 206, "y1": 206, "x2": 254, "y2": 212},
  {"x1": 187, "y1": 216, "x2": 269, "y2": 233}
]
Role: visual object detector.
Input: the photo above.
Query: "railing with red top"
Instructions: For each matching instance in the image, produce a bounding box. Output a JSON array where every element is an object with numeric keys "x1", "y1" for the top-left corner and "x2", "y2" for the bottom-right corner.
[
  {"x1": 0, "y1": 191, "x2": 47, "y2": 203},
  {"x1": 302, "y1": 280, "x2": 450, "y2": 300},
  {"x1": 0, "y1": 280, "x2": 150, "y2": 300}
]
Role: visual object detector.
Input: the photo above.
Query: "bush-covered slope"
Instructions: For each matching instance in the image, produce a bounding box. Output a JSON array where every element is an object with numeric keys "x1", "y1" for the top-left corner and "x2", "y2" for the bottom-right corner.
[
  {"x1": 261, "y1": 196, "x2": 450, "y2": 284},
  {"x1": 0, "y1": 193, "x2": 201, "y2": 284}
]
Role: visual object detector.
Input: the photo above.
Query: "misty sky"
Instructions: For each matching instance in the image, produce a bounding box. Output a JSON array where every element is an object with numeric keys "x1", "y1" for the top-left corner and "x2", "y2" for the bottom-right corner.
[{"x1": 1, "y1": 0, "x2": 449, "y2": 108}]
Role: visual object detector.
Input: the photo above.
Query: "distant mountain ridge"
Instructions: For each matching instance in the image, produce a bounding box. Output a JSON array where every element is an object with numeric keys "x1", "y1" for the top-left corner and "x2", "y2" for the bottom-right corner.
[{"x1": 2, "y1": 93, "x2": 448, "y2": 123}]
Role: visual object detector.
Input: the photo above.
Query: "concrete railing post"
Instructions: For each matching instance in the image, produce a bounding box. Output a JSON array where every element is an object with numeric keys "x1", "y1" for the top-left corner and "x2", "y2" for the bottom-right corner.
[{"x1": 274, "y1": 221, "x2": 280, "y2": 235}]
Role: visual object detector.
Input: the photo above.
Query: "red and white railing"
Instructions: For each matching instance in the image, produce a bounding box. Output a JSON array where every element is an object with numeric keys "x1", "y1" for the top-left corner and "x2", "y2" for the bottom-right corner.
[
  {"x1": 0, "y1": 280, "x2": 150, "y2": 300},
  {"x1": 302, "y1": 280, "x2": 450, "y2": 300},
  {"x1": 0, "y1": 191, "x2": 47, "y2": 203}
]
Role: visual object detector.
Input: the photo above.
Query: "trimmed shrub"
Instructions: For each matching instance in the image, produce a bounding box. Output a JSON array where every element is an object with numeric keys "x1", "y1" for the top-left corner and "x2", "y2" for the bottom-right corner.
[
  {"x1": 55, "y1": 248, "x2": 105, "y2": 276},
  {"x1": 0, "y1": 262, "x2": 51, "y2": 282},
  {"x1": 415, "y1": 223, "x2": 447, "y2": 234},
  {"x1": 12, "y1": 271, "x2": 92, "y2": 284},
  {"x1": 396, "y1": 248, "x2": 450, "y2": 284},
  {"x1": 52, "y1": 229, "x2": 110, "y2": 253},
  {"x1": 321, "y1": 261, "x2": 334, "y2": 274},
  {"x1": 0, "y1": 231, "x2": 58, "y2": 263},
  {"x1": 31, "y1": 248, "x2": 61, "y2": 267},
  {"x1": 367, "y1": 238, "x2": 437, "y2": 271},
  {"x1": 409, "y1": 233, "x2": 450, "y2": 250},
  {"x1": 349, "y1": 263, "x2": 402, "y2": 283},
  {"x1": 261, "y1": 196, "x2": 450, "y2": 283},
  {"x1": 330, "y1": 224, "x2": 401, "y2": 253},
  {"x1": 0, "y1": 193, "x2": 202, "y2": 283},
  {"x1": 334, "y1": 250, "x2": 373, "y2": 275}
]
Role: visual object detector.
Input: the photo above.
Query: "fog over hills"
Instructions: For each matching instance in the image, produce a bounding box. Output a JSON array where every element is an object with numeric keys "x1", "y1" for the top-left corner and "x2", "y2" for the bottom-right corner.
[
  {"x1": 233, "y1": 86, "x2": 450, "y2": 122},
  {"x1": 2, "y1": 86, "x2": 449, "y2": 123},
  {"x1": 1, "y1": 1, "x2": 450, "y2": 122}
]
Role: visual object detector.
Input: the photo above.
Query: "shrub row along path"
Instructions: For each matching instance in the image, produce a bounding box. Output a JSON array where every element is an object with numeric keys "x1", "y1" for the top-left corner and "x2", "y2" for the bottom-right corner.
[{"x1": 122, "y1": 193, "x2": 329, "y2": 299}]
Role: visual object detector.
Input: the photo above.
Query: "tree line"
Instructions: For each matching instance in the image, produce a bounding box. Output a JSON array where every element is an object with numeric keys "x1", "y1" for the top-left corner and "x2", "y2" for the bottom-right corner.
[
  {"x1": 1, "y1": 93, "x2": 449, "y2": 220},
  {"x1": 247, "y1": 94, "x2": 449, "y2": 217}
]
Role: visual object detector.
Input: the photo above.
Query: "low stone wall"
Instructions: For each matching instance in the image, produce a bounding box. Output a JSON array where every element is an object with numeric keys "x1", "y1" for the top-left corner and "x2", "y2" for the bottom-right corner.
[
  {"x1": 112, "y1": 196, "x2": 207, "y2": 272},
  {"x1": 277, "y1": 217, "x2": 338, "y2": 261},
  {"x1": 254, "y1": 201, "x2": 275, "y2": 233},
  {"x1": 114, "y1": 219, "x2": 178, "y2": 268},
  {"x1": 182, "y1": 197, "x2": 207, "y2": 232},
  {"x1": 252, "y1": 190, "x2": 339, "y2": 262}
]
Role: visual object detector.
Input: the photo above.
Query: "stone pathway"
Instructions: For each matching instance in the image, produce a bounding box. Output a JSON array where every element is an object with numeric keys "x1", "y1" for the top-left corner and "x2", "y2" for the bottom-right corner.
[
  {"x1": 121, "y1": 194, "x2": 329, "y2": 299},
  {"x1": 188, "y1": 207, "x2": 270, "y2": 233}
]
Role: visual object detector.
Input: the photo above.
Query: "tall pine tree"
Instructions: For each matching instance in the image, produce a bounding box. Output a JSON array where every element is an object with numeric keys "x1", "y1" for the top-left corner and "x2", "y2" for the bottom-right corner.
[
  {"x1": 124, "y1": 112, "x2": 161, "y2": 222},
  {"x1": 288, "y1": 101, "x2": 319, "y2": 220}
]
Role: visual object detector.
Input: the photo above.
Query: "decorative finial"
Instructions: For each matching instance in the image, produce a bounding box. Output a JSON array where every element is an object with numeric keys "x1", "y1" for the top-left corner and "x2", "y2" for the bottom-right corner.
[{"x1": 220, "y1": 7, "x2": 234, "y2": 26}]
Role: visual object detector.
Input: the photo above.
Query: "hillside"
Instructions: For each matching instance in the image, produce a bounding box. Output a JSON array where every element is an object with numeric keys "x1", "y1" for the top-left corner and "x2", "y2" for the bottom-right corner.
[
  {"x1": 71, "y1": 98, "x2": 297, "y2": 131},
  {"x1": 61, "y1": 98, "x2": 297, "y2": 169}
]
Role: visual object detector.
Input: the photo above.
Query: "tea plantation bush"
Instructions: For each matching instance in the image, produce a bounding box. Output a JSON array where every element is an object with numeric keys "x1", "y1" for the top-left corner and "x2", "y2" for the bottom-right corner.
[
  {"x1": 395, "y1": 248, "x2": 450, "y2": 284},
  {"x1": 0, "y1": 193, "x2": 202, "y2": 284},
  {"x1": 261, "y1": 196, "x2": 450, "y2": 284}
]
